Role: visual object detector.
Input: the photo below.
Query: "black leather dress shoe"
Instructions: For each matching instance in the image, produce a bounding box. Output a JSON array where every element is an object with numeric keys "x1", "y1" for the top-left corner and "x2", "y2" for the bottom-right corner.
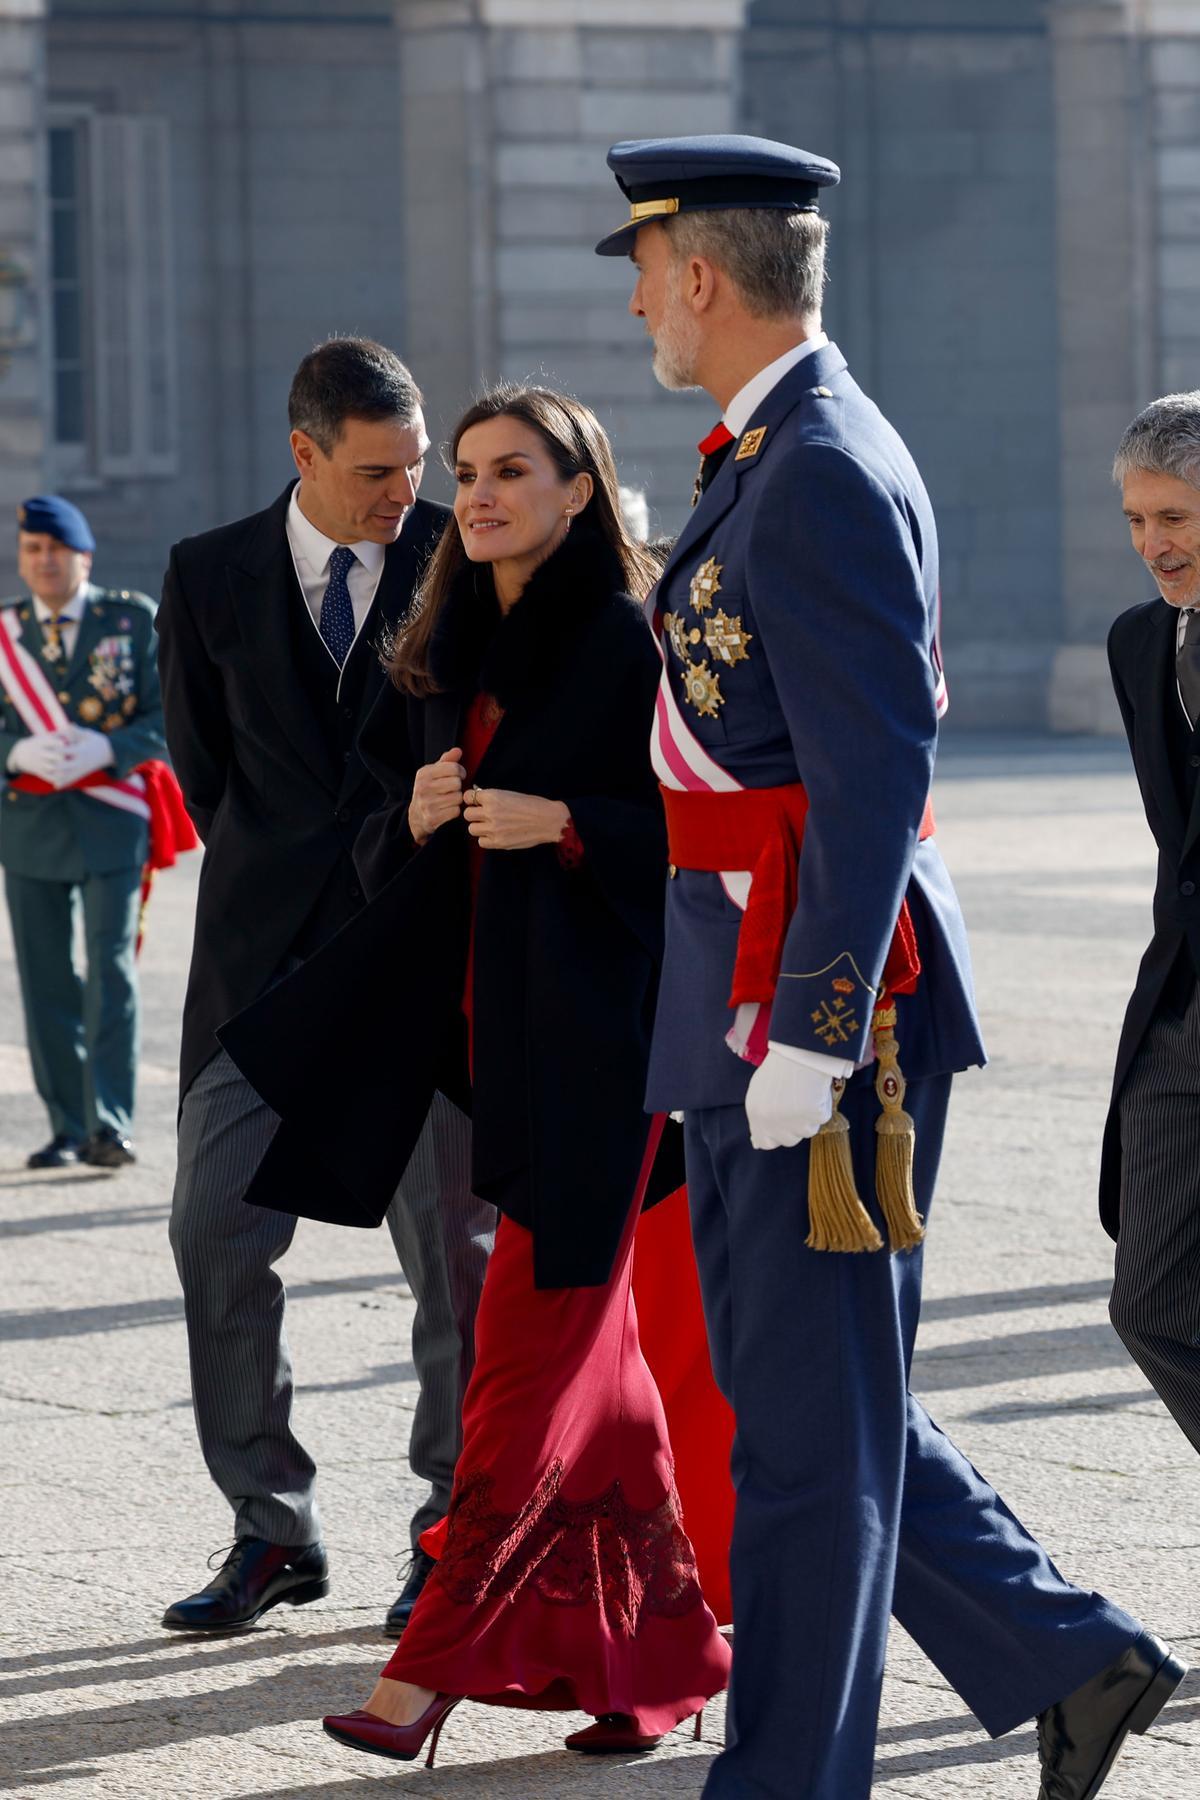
[
  {"x1": 80, "y1": 1127, "x2": 136, "y2": 1168},
  {"x1": 162, "y1": 1538, "x2": 329, "y2": 1632},
  {"x1": 27, "y1": 1135, "x2": 83, "y2": 1169},
  {"x1": 1037, "y1": 1631, "x2": 1187, "y2": 1799},
  {"x1": 383, "y1": 1547, "x2": 436, "y2": 1637}
]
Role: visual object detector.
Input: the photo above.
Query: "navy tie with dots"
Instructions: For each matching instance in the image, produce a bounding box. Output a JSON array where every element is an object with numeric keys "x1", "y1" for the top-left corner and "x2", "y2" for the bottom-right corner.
[{"x1": 319, "y1": 544, "x2": 357, "y2": 666}]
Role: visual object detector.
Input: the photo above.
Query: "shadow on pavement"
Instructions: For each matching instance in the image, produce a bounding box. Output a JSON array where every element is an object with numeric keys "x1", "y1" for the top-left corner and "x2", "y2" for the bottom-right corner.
[
  {"x1": 967, "y1": 1388, "x2": 1159, "y2": 1424},
  {"x1": 921, "y1": 1279, "x2": 1112, "y2": 1322},
  {"x1": 0, "y1": 1271, "x2": 410, "y2": 1342},
  {"x1": 0, "y1": 1204, "x2": 170, "y2": 1238},
  {"x1": 0, "y1": 1625, "x2": 386, "y2": 1699},
  {"x1": 912, "y1": 1321, "x2": 1131, "y2": 1393}
]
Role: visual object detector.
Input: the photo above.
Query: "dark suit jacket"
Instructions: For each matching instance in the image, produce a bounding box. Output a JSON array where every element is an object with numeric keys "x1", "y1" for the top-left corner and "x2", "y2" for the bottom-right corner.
[
  {"x1": 220, "y1": 526, "x2": 683, "y2": 1288},
  {"x1": 156, "y1": 482, "x2": 447, "y2": 1098},
  {"x1": 1100, "y1": 597, "x2": 1200, "y2": 1237}
]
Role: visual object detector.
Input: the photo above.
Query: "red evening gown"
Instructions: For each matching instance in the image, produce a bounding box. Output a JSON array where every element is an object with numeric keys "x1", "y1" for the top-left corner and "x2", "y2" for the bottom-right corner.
[{"x1": 381, "y1": 694, "x2": 733, "y2": 1732}]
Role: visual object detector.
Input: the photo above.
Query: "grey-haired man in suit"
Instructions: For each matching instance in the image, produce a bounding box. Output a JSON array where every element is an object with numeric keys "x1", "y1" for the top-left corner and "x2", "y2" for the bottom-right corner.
[{"x1": 1105, "y1": 391, "x2": 1200, "y2": 1465}]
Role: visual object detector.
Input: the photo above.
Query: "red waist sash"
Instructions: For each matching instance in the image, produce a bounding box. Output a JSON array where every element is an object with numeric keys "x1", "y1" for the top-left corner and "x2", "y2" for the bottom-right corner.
[
  {"x1": 11, "y1": 760, "x2": 199, "y2": 873},
  {"x1": 661, "y1": 782, "x2": 934, "y2": 1014}
]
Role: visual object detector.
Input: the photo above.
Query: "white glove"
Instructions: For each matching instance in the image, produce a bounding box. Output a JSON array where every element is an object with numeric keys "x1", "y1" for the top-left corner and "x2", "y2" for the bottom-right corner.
[
  {"x1": 6, "y1": 732, "x2": 71, "y2": 785},
  {"x1": 745, "y1": 1049, "x2": 835, "y2": 1151},
  {"x1": 59, "y1": 726, "x2": 116, "y2": 784}
]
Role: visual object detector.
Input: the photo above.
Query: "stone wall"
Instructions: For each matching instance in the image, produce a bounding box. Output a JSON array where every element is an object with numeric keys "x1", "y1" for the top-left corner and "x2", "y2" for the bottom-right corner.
[
  {"x1": 744, "y1": 1, "x2": 1060, "y2": 728},
  {"x1": 396, "y1": 0, "x2": 748, "y2": 532},
  {"x1": 0, "y1": 0, "x2": 49, "y2": 598},
  {"x1": 45, "y1": 0, "x2": 400, "y2": 598}
]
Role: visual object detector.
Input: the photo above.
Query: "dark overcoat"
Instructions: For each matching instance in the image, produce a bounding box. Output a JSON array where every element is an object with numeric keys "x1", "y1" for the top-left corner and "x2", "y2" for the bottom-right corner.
[
  {"x1": 220, "y1": 526, "x2": 680, "y2": 1288},
  {"x1": 1100, "y1": 596, "x2": 1200, "y2": 1237},
  {"x1": 156, "y1": 484, "x2": 447, "y2": 1098}
]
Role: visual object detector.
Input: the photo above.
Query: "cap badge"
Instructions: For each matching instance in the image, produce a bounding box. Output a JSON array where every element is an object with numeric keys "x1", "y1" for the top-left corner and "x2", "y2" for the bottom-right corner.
[
  {"x1": 735, "y1": 427, "x2": 768, "y2": 462},
  {"x1": 628, "y1": 196, "x2": 679, "y2": 224}
]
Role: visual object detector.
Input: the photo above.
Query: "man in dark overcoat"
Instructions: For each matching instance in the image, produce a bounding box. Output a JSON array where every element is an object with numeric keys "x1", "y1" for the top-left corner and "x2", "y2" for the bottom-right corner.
[
  {"x1": 596, "y1": 134, "x2": 1182, "y2": 1800},
  {"x1": 156, "y1": 338, "x2": 494, "y2": 1634},
  {"x1": 1104, "y1": 392, "x2": 1200, "y2": 1469}
]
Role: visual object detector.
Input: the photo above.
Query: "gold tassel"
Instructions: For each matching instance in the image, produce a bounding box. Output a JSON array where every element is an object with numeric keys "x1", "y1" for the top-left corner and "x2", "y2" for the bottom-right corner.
[
  {"x1": 872, "y1": 1004, "x2": 925, "y2": 1253},
  {"x1": 807, "y1": 1079, "x2": 884, "y2": 1253}
]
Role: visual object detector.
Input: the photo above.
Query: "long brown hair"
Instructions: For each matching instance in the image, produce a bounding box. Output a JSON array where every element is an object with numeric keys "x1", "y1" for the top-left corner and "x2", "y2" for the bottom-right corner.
[{"x1": 388, "y1": 384, "x2": 658, "y2": 697}]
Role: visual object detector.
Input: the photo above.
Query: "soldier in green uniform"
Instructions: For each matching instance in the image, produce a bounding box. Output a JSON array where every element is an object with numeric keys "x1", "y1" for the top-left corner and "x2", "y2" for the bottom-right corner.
[{"x1": 0, "y1": 495, "x2": 166, "y2": 1168}]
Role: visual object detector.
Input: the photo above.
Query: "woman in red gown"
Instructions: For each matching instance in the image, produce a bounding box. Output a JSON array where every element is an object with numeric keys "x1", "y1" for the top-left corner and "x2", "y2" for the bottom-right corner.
[{"x1": 315, "y1": 387, "x2": 732, "y2": 1763}]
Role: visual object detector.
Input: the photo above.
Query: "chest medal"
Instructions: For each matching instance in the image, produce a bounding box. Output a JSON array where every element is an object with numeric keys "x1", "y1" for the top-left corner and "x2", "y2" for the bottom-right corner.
[
  {"x1": 680, "y1": 659, "x2": 724, "y2": 719},
  {"x1": 688, "y1": 557, "x2": 723, "y2": 614}
]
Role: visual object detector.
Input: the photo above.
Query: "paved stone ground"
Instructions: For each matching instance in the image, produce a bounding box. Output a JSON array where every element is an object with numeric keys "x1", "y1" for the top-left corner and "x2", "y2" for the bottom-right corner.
[{"x1": 3, "y1": 735, "x2": 1200, "y2": 1799}]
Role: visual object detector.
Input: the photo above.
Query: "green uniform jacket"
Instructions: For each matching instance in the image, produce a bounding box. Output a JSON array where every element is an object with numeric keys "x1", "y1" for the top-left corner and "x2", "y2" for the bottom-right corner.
[{"x1": 0, "y1": 584, "x2": 167, "y2": 880}]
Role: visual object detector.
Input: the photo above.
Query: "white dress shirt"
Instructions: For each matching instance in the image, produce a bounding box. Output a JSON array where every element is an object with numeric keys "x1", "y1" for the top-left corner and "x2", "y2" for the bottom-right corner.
[
  {"x1": 33, "y1": 583, "x2": 89, "y2": 661},
  {"x1": 723, "y1": 332, "x2": 829, "y2": 438},
  {"x1": 1176, "y1": 604, "x2": 1195, "y2": 726},
  {"x1": 286, "y1": 485, "x2": 386, "y2": 664}
]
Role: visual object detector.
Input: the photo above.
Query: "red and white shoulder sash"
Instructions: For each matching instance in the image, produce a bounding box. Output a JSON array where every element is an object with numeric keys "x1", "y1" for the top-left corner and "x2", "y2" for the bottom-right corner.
[{"x1": 0, "y1": 607, "x2": 150, "y2": 821}]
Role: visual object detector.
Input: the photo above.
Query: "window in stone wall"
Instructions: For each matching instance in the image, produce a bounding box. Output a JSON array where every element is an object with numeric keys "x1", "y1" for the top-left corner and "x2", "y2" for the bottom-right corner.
[
  {"x1": 48, "y1": 121, "x2": 89, "y2": 475},
  {"x1": 46, "y1": 111, "x2": 179, "y2": 482}
]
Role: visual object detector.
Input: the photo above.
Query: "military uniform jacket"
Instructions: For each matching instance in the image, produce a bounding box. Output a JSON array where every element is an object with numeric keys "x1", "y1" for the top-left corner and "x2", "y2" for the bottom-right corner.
[
  {"x1": 645, "y1": 342, "x2": 985, "y2": 1112},
  {"x1": 0, "y1": 583, "x2": 165, "y2": 880}
]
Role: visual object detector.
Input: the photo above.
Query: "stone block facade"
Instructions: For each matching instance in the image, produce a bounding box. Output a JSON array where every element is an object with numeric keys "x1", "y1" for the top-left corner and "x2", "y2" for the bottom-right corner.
[{"x1": 0, "y1": 0, "x2": 1195, "y2": 731}]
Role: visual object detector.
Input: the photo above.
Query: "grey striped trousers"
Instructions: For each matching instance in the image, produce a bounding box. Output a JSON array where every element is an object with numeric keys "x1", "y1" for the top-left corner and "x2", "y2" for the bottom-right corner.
[
  {"x1": 1111, "y1": 979, "x2": 1200, "y2": 1455},
  {"x1": 170, "y1": 1049, "x2": 495, "y2": 1548}
]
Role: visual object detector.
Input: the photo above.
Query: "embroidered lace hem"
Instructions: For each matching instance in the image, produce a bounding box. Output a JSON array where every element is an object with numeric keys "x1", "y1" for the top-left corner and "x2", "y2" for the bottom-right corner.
[{"x1": 433, "y1": 1458, "x2": 703, "y2": 1636}]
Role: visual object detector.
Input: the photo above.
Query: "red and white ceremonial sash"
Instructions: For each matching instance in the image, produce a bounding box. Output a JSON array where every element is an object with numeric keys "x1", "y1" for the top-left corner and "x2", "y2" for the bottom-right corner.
[
  {"x1": 648, "y1": 594, "x2": 942, "y2": 1066},
  {"x1": 0, "y1": 607, "x2": 150, "y2": 821},
  {"x1": 648, "y1": 600, "x2": 770, "y2": 1066}
]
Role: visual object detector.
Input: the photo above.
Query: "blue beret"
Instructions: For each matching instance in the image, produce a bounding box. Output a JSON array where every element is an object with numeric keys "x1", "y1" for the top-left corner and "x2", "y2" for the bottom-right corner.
[
  {"x1": 596, "y1": 133, "x2": 841, "y2": 256},
  {"x1": 17, "y1": 494, "x2": 95, "y2": 553}
]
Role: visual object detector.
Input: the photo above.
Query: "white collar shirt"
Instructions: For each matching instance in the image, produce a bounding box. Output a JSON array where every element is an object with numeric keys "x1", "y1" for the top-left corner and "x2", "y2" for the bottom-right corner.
[
  {"x1": 286, "y1": 484, "x2": 388, "y2": 662},
  {"x1": 1177, "y1": 603, "x2": 1197, "y2": 727},
  {"x1": 32, "y1": 582, "x2": 89, "y2": 661},
  {"x1": 723, "y1": 332, "x2": 830, "y2": 440}
]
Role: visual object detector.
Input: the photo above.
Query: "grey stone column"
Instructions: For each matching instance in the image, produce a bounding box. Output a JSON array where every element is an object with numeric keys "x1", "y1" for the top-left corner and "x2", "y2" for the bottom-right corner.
[
  {"x1": 1049, "y1": 0, "x2": 1197, "y2": 731},
  {"x1": 394, "y1": 0, "x2": 747, "y2": 531},
  {"x1": 0, "y1": 0, "x2": 49, "y2": 596}
]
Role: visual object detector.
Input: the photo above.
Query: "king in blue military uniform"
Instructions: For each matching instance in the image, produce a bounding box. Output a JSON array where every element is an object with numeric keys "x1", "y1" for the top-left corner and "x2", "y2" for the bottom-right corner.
[
  {"x1": 598, "y1": 136, "x2": 1183, "y2": 1800},
  {"x1": 1, "y1": 496, "x2": 166, "y2": 1168}
]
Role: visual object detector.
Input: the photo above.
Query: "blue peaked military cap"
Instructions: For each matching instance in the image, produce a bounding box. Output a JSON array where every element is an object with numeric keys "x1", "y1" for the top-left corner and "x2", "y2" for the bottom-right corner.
[
  {"x1": 595, "y1": 133, "x2": 841, "y2": 256},
  {"x1": 17, "y1": 494, "x2": 95, "y2": 553}
]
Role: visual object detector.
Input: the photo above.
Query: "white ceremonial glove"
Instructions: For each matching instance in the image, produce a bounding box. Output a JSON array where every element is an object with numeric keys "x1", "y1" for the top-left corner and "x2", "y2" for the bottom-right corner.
[
  {"x1": 6, "y1": 732, "x2": 71, "y2": 785},
  {"x1": 59, "y1": 726, "x2": 116, "y2": 784},
  {"x1": 745, "y1": 1049, "x2": 836, "y2": 1151}
]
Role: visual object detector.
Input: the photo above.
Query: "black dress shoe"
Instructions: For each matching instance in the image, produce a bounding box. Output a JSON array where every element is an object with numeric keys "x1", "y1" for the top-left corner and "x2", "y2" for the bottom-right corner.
[
  {"x1": 1037, "y1": 1631, "x2": 1187, "y2": 1799},
  {"x1": 80, "y1": 1127, "x2": 136, "y2": 1168},
  {"x1": 27, "y1": 1134, "x2": 84, "y2": 1169},
  {"x1": 383, "y1": 1547, "x2": 436, "y2": 1637},
  {"x1": 162, "y1": 1538, "x2": 329, "y2": 1632}
]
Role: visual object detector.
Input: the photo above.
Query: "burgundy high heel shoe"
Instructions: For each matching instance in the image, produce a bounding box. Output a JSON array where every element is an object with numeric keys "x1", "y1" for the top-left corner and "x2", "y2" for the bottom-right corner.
[
  {"x1": 322, "y1": 1693, "x2": 461, "y2": 1766},
  {"x1": 564, "y1": 1707, "x2": 705, "y2": 1754}
]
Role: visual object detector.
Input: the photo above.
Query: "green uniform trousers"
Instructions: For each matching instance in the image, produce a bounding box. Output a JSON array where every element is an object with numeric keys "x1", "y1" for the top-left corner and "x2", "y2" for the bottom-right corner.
[{"x1": 5, "y1": 865, "x2": 141, "y2": 1141}]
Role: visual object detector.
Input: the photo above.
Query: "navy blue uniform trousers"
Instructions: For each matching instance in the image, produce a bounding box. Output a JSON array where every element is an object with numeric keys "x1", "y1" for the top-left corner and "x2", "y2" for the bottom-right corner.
[{"x1": 686, "y1": 1073, "x2": 1140, "y2": 1800}]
